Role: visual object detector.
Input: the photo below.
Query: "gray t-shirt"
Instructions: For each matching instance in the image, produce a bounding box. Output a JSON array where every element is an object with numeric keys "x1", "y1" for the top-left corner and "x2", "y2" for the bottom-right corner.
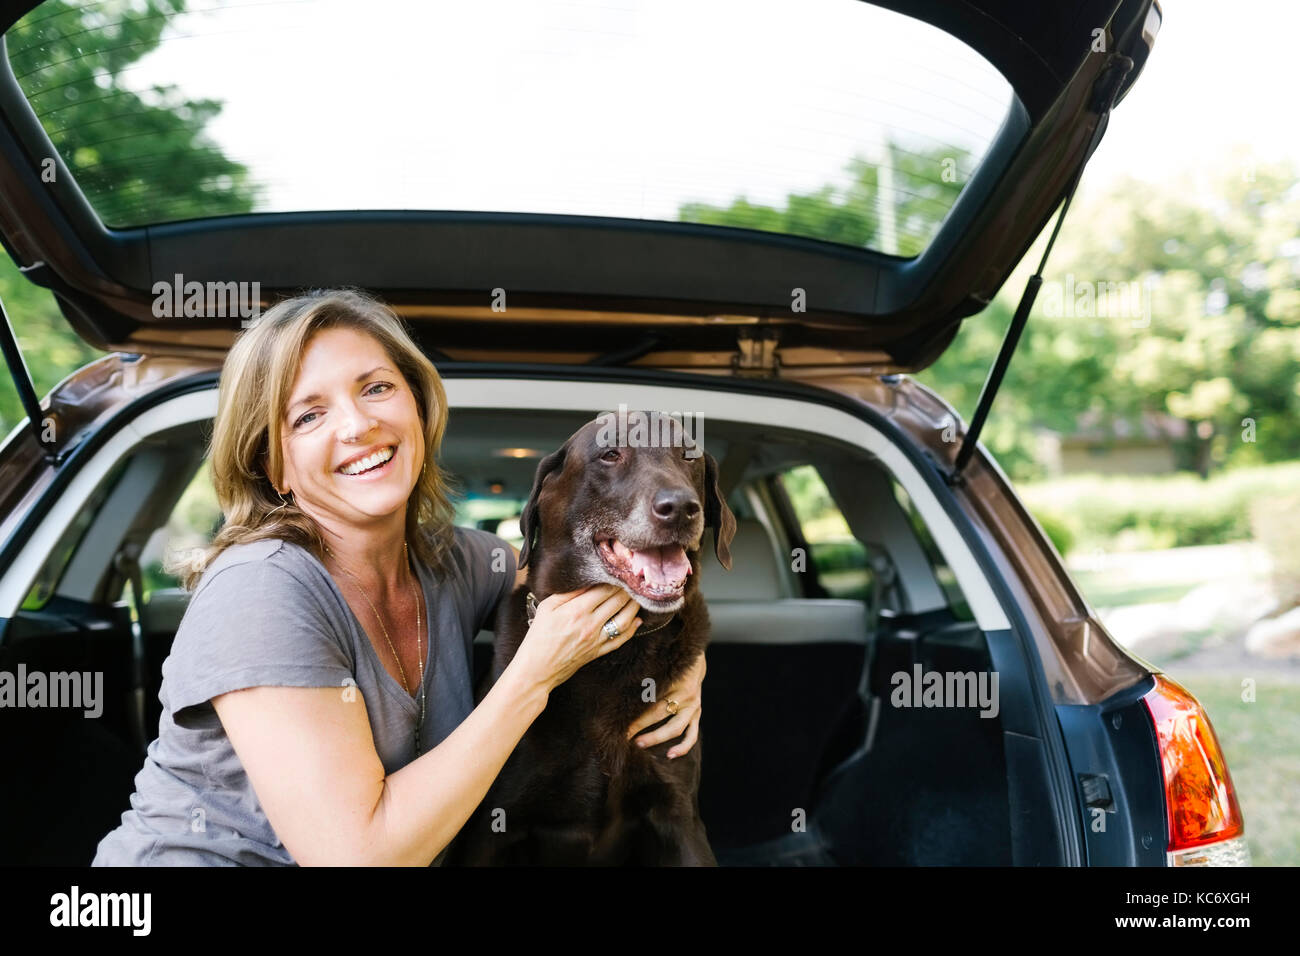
[{"x1": 91, "y1": 524, "x2": 516, "y2": 866}]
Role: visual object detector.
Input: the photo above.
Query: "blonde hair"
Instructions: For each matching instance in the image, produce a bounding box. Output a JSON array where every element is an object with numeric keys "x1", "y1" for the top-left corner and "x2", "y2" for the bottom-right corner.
[{"x1": 181, "y1": 288, "x2": 458, "y2": 589}]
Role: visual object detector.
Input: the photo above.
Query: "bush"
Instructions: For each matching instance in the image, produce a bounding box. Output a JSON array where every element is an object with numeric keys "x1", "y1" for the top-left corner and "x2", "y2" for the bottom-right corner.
[
  {"x1": 810, "y1": 540, "x2": 867, "y2": 573},
  {"x1": 1032, "y1": 511, "x2": 1075, "y2": 556},
  {"x1": 1019, "y1": 462, "x2": 1300, "y2": 555},
  {"x1": 1251, "y1": 494, "x2": 1300, "y2": 611}
]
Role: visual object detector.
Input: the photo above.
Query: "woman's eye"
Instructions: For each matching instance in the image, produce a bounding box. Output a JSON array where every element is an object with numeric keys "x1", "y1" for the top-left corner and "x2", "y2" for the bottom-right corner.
[
  {"x1": 294, "y1": 411, "x2": 318, "y2": 428},
  {"x1": 366, "y1": 382, "x2": 393, "y2": 396}
]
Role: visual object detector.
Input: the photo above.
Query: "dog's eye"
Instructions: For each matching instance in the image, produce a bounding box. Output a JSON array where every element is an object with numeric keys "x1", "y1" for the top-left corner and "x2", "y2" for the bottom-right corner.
[{"x1": 600, "y1": 449, "x2": 621, "y2": 463}]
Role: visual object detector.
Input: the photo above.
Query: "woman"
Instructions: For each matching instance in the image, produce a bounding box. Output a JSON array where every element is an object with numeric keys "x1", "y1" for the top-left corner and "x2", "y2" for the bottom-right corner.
[{"x1": 92, "y1": 288, "x2": 706, "y2": 866}]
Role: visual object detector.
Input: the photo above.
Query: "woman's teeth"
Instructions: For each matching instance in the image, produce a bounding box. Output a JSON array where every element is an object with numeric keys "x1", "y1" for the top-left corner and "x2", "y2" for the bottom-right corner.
[{"x1": 339, "y1": 446, "x2": 395, "y2": 475}]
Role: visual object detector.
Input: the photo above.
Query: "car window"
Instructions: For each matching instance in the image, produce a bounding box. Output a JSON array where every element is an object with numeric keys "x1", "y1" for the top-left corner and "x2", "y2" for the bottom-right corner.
[
  {"x1": 137, "y1": 460, "x2": 223, "y2": 600},
  {"x1": 892, "y1": 481, "x2": 973, "y2": 621},
  {"x1": 775, "y1": 464, "x2": 871, "y2": 601},
  {"x1": 133, "y1": 462, "x2": 527, "y2": 600},
  {"x1": 6, "y1": 0, "x2": 1012, "y2": 256},
  {"x1": 454, "y1": 497, "x2": 525, "y2": 551},
  {"x1": 20, "y1": 457, "x2": 129, "y2": 611}
]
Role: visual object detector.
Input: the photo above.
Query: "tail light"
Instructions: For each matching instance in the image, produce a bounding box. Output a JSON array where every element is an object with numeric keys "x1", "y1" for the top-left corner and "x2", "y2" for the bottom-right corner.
[{"x1": 1142, "y1": 674, "x2": 1249, "y2": 866}]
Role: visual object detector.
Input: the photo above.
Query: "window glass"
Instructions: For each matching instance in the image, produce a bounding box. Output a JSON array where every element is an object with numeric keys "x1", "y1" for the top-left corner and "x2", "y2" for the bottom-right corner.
[
  {"x1": 777, "y1": 464, "x2": 870, "y2": 601},
  {"x1": 454, "y1": 496, "x2": 525, "y2": 550},
  {"x1": 138, "y1": 459, "x2": 222, "y2": 600},
  {"x1": 21, "y1": 458, "x2": 128, "y2": 611},
  {"x1": 7, "y1": 0, "x2": 1013, "y2": 256},
  {"x1": 892, "y1": 481, "x2": 973, "y2": 621}
]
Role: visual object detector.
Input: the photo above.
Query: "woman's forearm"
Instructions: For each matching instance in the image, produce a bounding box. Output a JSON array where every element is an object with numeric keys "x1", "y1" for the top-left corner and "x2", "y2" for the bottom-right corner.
[{"x1": 360, "y1": 660, "x2": 548, "y2": 866}]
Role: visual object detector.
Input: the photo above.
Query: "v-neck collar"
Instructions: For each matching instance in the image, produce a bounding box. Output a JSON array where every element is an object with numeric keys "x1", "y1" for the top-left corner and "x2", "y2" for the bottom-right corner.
[{"x1": 313, "y1": 545, "x2": 435, "y2": 710}]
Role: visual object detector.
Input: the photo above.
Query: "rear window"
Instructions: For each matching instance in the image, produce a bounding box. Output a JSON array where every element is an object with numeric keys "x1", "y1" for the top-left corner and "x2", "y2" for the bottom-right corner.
[{"x1": 6, "y1": 0, "x2": 1012, "y2": 256}]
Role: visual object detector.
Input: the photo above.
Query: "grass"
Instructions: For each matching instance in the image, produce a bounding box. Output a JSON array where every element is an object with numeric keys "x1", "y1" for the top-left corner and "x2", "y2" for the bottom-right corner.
[
  {"x1": 1071, "y1": 575, "x2": 1201, "y2": 608},
  {"x1": 1168, "y1": 673, "x2": 1300, "y2": 867}
]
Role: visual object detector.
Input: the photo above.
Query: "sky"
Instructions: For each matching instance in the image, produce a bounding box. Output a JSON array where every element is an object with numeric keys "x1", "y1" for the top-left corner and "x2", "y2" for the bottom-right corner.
[{"x1": 1079, "y1": 0, "x2": 1300, "y2": 201}]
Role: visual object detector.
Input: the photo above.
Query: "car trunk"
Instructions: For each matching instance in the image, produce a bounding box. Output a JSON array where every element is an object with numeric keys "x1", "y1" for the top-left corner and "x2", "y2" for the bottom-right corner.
[{"x1": 2, "y1": 378, "x2": 1032, "y2": 865}]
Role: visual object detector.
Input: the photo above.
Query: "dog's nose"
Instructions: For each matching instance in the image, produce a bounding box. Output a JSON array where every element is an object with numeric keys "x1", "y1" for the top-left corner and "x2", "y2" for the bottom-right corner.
[{"x1": 653, "y1": 489, "x2": 700, "y2": 524}]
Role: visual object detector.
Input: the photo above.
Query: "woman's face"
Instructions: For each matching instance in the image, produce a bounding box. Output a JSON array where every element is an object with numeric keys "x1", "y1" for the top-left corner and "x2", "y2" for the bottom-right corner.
[{"x1": 275, "y1": 326, "x2": 426, "y2": 534}]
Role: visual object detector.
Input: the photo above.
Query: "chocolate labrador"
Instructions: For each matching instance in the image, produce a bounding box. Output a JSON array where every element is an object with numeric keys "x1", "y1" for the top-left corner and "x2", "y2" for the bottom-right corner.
[{"x1": 448, "y1": 412, "x2": 736, "y2": 866}]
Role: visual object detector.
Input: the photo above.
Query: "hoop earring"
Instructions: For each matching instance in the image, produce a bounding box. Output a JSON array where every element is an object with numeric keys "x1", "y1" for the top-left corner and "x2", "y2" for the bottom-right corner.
[{"x1": 267, "y1": 491, "x2": 292, "y2": 518}]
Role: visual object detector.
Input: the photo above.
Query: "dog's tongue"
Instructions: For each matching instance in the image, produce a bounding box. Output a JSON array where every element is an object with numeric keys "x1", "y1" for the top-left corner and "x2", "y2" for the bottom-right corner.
[{"x1": 629, "y1": 543, "x2": 690, "y2": 587}]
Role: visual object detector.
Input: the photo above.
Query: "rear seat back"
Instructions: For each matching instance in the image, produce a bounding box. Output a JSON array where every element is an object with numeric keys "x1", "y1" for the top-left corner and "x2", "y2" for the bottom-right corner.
[
  {"x1": 695, "y1": 519, "x2": 870, "y2": 850},
  {"x1": 699, "y1": 518, "x2": 867, "y2": 644}
]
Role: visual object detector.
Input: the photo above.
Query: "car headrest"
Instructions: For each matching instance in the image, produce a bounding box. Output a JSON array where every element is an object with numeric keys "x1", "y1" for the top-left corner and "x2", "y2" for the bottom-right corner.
[{"x1": 698, "y1": 518, "x2": 786, "y2": 601}]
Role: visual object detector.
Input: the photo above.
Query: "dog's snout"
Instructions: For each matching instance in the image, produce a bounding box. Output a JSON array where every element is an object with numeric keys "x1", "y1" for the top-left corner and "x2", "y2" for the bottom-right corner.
[{"x1": 653, "y1": 488, "x2": 700, "y2": 524}]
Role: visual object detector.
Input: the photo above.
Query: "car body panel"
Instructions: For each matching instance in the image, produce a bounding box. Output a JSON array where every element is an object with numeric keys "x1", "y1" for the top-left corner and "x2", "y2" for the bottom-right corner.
[{"x1": 1, "y1": 352, "x2": 1153, "y2": 711}]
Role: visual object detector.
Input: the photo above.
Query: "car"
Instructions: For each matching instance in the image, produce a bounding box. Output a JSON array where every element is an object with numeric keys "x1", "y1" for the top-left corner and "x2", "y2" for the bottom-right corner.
[{"x1": 0, "y1": 0, "x2": 1247, "y2": 867}]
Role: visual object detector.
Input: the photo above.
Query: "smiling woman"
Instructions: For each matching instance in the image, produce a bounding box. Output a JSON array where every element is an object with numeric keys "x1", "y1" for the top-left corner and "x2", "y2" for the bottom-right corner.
[{"x1": 89, "y1": 289, "x2": 702, "y2": 867}]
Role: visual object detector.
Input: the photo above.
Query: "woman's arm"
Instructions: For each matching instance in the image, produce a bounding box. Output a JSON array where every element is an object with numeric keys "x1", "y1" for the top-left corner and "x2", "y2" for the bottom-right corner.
[{"x1": 212, "y1": 583, "x2": 642, "y2": 866}]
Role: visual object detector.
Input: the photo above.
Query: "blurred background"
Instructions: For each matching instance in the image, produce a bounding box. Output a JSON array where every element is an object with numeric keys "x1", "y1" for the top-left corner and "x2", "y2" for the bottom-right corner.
[{"x1": 1, "y1": 0, "x2": 1295, "y2": 863}]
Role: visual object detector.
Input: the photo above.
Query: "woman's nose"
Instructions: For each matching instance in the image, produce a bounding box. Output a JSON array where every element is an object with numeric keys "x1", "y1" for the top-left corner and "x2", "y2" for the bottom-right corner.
[{"x1": 337, "y1": 402, "x2": 376, "y2": 443}]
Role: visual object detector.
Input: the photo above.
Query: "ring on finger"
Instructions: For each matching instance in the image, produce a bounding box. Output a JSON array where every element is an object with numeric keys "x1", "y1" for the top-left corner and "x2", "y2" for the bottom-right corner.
[
  {"x1": 665, "y1": 697, "x2": 680, "y2": 716},
  {"x1": 603, "y1": 619, "x2": 621, "y2": 640}
]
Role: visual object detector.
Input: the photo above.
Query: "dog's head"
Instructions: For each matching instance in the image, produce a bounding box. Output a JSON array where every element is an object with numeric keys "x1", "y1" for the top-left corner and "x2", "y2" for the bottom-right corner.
[{"x1": 518, "y1": 412, "x2": 736, "y2": 614}]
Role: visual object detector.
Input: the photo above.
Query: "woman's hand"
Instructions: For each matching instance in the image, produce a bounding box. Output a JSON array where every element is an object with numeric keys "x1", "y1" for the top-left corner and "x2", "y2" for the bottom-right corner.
[
  {"x1": 513, "y1": 584, "x2": 643, "y2": 694},
  {"x1": 626, "y1": 650, "x2": 705, "y2": 759}
]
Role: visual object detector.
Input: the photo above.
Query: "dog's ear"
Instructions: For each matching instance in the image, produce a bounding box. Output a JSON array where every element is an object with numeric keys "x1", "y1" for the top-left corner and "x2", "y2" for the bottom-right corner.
[
  {"x1": 518, "y1": 440, "x2": 570, "y2": 570},
  {"x1": 702, "y1": 451, "x2": 737, "y2": 571}
]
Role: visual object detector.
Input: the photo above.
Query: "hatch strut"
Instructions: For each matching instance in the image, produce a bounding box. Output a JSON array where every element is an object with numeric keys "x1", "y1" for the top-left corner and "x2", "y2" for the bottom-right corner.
[
  {"x1": 0, "y1": 291, "x2": 57, "y2": 465},
  {"x1": 949, "y1": 54, "x2": 1133, "y2": 484}
]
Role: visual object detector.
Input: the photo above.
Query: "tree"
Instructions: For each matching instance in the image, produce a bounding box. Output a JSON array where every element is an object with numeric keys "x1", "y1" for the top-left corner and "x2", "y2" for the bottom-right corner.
[
  {"x1": 678, "y1": 139, "x2": 1300, "y2": 480},
  {"x1": 0, "y1": 0, "x2": 258, "y2": 435},
  {"x1": 679, "y1": 143, "x2": 970, "y2": 256},
  {"x1": 924, "y1": 151, "x2": 1300, "y2": 478}
]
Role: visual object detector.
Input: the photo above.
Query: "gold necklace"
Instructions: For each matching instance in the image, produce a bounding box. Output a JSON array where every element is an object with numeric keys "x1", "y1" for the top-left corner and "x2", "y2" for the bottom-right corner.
[{"x1": 326, "y1": 541, "x2": 427, "y2": 754}]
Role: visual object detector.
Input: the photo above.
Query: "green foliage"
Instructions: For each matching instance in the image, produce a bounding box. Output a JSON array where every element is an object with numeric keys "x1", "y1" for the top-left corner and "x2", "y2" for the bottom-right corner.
[
  {"x1": 679, "y1": 143, "x2": 969, "y2": 255},
  {"x1": 1020, "y1": 462, "x2": 1300, "y2": 554},
  {"x1": 809, "y1": 539, "x2": 866, "y2": 574},
  {"x1": 1031, "y1": 510, "x2": 1075, "y2": 557},
  {"x1": 678, "y1": 133, "x2": 1300, "y2": 484},
  {"x1": 1250, "y1": 493, "x2": 1300, "y2": 611},
  {"x1": 1, "y1": 0, "x2": 257, "y2": 437},
  {"x1": 7, "y1": 1, "x2": 259, "y2": 226},
  {"x1": 922, "y1": 151, "x2": 1300, "y2": 479},
  {"x1": 0, "y1": 259, "x2": 100, "y2": 437}
]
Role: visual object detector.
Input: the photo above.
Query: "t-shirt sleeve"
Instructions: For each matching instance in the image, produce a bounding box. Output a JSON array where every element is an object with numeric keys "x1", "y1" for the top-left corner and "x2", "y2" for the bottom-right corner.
[
  {"x1": 162, "y1": 559, "x2": 356, "y2": 717},
  {"x1": 457, "y1": 527, "x2": 519, "y2": 634}
]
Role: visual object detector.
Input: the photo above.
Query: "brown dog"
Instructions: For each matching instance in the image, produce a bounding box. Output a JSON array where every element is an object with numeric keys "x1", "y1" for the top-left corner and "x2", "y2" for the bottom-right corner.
[{"x1": 448, "y1": 412, "x2": 735, "y2": 865}]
